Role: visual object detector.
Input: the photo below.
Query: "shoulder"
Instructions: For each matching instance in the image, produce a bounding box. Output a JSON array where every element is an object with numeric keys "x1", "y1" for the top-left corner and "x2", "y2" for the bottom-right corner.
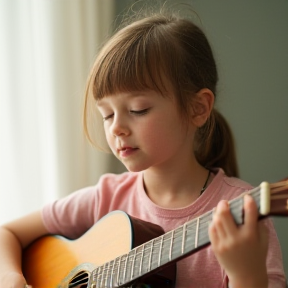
[
  {"x1": 211, "y1": 168, "x2": 253, "y2": 199},
  {"x1": 222, "y1": 174, "x2": 253, "y2": 191}
]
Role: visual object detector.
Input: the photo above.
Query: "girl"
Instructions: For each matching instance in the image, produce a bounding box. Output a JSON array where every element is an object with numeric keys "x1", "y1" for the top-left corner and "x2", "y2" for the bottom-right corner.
[{"x1": 0, "y1": 10, "x2": 286, "y2": 288}]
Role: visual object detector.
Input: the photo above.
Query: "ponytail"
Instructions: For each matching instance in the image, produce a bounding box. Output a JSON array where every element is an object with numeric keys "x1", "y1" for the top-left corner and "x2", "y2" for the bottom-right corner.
[{"x1": 195, "y1": 110, "x2": 239, "y2": 177}]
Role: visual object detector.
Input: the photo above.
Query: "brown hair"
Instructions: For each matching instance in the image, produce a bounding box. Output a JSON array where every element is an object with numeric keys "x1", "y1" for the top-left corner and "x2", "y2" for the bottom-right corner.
[
  {"x1": 84, "y1": 11, "x2": 239, "y2": 176},
  {"x1": 195, "y1": 109, "x2": 239, "y2": 177}
]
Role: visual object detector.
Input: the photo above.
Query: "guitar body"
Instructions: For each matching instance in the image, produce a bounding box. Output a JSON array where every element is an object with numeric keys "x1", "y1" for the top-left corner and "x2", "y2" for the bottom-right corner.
[{"x1": 23, "y1": 210, "x2": 176, "y2": 288}]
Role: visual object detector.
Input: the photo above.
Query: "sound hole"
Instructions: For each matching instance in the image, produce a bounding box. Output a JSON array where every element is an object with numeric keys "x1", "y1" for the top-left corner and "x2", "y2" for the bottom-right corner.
[{"x1": 69, "y1": 271, "x2": 90, "y2": 288}]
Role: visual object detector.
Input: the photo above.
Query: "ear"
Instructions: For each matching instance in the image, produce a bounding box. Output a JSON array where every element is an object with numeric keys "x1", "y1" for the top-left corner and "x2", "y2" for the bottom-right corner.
[{"x1": 190, "y1": 88, "x2": 214, "y2": 127}]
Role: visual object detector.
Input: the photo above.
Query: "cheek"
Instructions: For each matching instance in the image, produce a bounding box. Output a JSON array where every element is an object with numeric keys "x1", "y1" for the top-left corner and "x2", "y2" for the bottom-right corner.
[{"x1": 140, "y1": 118, "x2": 175, "y2": 147}]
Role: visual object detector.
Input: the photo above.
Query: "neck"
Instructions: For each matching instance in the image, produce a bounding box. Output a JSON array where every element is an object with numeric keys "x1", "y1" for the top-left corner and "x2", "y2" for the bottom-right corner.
[{"x1": 143, "y1": 159, "x2": 210, "y2": 208}]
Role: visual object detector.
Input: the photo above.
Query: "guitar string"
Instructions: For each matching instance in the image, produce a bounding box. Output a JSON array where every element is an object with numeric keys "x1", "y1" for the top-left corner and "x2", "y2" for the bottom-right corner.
[
  {"x1": 92, "y1": 188, "x2": 261, "y2": 285},
  {"x1": 97, "y1": 186, "x2": 259, "y2": 268},
  {"x1": 95, "y1": 218, "x2": 246, "y2": 287},
  {"x1": 94, "y1": 188, "x2": 260, "y2": 283},
  {"x1": 93, "y1": 183, "x2": 288, "y2": 287},
  {"x1": 94, "y1": 200, "x2": 258, "y2": 287},
  {"x1": 95, "y1": 216, "x2": 231, "y2": 288},
  {"x1": 68, "y1": 271, "x2": 89, "y2": 288},
  {"x1": 95, "y1": 214, "x2": 234, "y2": 284},
  {"x1": 94, "y1": 215, "x2": 242, "y2": 286}
]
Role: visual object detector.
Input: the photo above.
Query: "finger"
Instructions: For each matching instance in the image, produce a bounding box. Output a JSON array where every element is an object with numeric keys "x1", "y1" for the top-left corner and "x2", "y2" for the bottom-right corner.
[
  {"x1": 211, "y1": 201, "x2": 228, "y2": 238},
  {"x1": 208, "y1": 220, "x2": 220, "y2": 246},
  {"x1": 214, "y1": 200, "x2": 237, "y2": 236},
  {"x1": 243, "y1": 194, "x2": 258, "y2": 230}
]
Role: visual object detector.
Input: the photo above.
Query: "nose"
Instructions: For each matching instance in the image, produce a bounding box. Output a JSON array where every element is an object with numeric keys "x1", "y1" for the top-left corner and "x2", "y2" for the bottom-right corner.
[{"x1": 109, "y1": 114, "x2": 130, "y2": 137}]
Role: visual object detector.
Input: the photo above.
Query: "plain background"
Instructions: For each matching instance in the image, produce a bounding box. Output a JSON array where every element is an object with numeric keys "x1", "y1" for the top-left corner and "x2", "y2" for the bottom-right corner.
[{"x1": 115, "y1": 0, "x2": 288, "y2": 277}]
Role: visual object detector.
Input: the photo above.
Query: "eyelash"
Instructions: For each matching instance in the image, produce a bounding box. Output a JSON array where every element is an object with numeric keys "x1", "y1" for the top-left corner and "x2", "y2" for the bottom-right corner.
[
  {"x1": 102, "y1": 108, "x2": 150, "y2": 121},
  {"x1": 103, "y1": 114, "x2": 113, "y2": 121},
  {"x1": 130, "y1": 108, "x2": 150, "y2": 116}
]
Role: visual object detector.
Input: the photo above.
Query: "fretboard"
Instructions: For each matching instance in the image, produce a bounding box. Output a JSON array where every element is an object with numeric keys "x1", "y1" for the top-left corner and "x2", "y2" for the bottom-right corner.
[{"x1": 91, "y1": 186, "x2": 261, "y2": 288}]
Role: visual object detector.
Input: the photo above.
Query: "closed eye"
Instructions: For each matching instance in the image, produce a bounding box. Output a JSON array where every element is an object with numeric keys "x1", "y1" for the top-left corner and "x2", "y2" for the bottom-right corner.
[
  {"x1": 130, "y1": 108, "x2": 150, "y2": 116},
  {"x1": 103, "y1": 113, "x2": 114, "y2": 121}
]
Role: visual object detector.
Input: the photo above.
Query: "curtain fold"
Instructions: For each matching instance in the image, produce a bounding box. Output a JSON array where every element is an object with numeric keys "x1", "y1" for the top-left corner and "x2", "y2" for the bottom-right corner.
[{"x1": 0, "y1": 0, "x2": 123, "y2": 225}]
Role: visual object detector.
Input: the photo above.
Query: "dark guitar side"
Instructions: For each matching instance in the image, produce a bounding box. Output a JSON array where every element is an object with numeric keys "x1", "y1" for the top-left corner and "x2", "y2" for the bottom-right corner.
[{"x1": 22, "y1": 210, "x2": 176, "y2": 288}]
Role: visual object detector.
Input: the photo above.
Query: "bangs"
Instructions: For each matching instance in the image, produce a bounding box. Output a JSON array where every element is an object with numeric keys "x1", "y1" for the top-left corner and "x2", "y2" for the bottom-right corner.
[{"x1": 90, "y1": 19, "x2": 179, "y2": 100}]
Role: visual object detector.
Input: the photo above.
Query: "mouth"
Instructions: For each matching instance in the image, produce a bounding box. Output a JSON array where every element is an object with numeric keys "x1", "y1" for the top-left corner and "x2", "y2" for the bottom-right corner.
[{"x1": 117, "y1": 147, "x2": 138, "y2": 157}]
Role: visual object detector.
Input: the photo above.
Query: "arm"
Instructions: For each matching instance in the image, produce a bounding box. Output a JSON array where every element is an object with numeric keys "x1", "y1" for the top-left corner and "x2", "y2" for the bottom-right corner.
[
  {"x1": 0, "y1": 210, "x2": 49, "y2": 287},
  {"x1": 209, "y1": 195, "x2": 269, "y2": 288}
]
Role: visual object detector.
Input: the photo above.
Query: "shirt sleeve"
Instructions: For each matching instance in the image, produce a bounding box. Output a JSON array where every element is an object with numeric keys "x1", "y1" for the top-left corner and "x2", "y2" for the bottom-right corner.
[
  {"x1": 41, "y1": 185, "x2": 98, "y2": 239},
  {"x1": 40, "y1": 172, "x2": 137, "y2": 240}
]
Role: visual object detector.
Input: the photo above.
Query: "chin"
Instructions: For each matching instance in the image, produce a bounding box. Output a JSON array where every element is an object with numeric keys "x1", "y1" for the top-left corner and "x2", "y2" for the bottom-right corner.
[{"x1": 122, "y1": 162, "x2": 149, "y2": 173}]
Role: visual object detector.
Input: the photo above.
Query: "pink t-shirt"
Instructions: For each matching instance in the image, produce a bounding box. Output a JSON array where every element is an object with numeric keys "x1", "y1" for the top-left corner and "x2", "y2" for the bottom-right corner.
[{"x1": 42, "y1": 168, "x2": 286, "y2": 287}]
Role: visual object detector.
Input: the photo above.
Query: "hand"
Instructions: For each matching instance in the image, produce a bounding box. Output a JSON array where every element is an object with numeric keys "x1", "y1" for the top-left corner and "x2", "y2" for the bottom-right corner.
[
  {"x1": 0, "y1": 271, "x2": 28, "y2": 288},
  {"x1": 208, "y1": 195, "x2": 269, "y2": 288}
]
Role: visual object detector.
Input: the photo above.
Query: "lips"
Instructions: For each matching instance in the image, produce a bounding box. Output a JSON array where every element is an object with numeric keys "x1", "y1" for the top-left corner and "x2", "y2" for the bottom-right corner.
[{"x1": 117, "y1": 146, "x2": 138, "y2": 157}]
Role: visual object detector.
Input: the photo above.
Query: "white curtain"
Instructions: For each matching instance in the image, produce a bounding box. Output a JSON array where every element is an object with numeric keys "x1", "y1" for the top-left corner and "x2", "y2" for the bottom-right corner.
[{"x1": 0, "y1": 0, "x2": 122, "y2": 224}]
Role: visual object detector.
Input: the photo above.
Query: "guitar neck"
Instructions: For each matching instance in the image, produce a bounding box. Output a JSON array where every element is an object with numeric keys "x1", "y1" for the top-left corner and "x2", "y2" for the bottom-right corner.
[{"x1": 90, "y1": 182, "x2": 284, "y2": 287}]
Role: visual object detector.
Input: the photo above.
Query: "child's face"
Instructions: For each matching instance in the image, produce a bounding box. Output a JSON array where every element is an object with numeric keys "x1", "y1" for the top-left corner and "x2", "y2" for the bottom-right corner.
[{"x1": 96, "y1": 90, "x2": 196, "y2": 172}]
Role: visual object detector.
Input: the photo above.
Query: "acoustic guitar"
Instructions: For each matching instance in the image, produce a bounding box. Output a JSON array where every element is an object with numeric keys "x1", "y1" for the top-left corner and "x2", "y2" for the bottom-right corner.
[{"x1": 23, "y1": 179, "x2": 288, "y2": 288}]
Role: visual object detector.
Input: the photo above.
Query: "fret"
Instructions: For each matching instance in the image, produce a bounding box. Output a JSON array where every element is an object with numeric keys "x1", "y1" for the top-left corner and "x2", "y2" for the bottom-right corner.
[
  {"x1": 183, "y1": 217, "x2": 201, "y2": 252},
  {"x1": 139, "y1": 244, "x2": 144, "y2": 276},
  {"x1": 200, "y1": 212, "x2": 213, "y2": 247},
  {"x1": 148, "y1": 239, "x2": 154, "y2": 271},
  {"x1": 173, "y1": 226, "x2": 185, "y2": 259},
  {"x1": 104, "y1": 262, "x2": 110, "y2": 287},
  {"x1": 169, "y1": 230, "x2": 174, "y2": 261},
  {"x1": 116, "y1": 257, "x2": 120, "y2": 286},
  {"x1": 103, "y1": 262, "x2": 107, "y2": 288},
  {"x1": 122, "y1": 254, "x2": 128, "y2": 285},
  {"x1": 152, "y1": 236, "x2": 162, "y2": 270},
  {"x1": 92, "y1": 267, "x2": 98, "y2": 281},
  {"x1": 161, "y1": 231, "x2": 172, "y2": 265},
  {"x1": 133, "y1": 246, "x2": 142, "y2": 279},
  {"x1": 97, "y1": 265, "x2": 103, "y2": 288},
  {"x1": 187, "y1": 220, "x2": 196, "y2": 250},
  {"x1": 194, "y1": 217, "x2": 200, "y2": 248},
  {"x1": 125, "y1": 250, "x2": 133, "y2": 283},
  {"x1": 181, "y1": 223, "x2": 187, "y2": 254},
  {"x1": 110, "y1": 258, "x2": 116, "y2": 288},
  {"x1": 117, "y1": 254, "x2": 124, "y2": 286},
  {"x1": 141, "y1": 241, "x2": 151, "y2": 275},
  {"x1": 130, "y1": 249, "x2": 137, "y2": 280},
  {"x1": 158, "y1": 235, "x2": 164, "y2": 266},
  {"x1": 91, "y1": 267, "x2": 98, "y2": 288}
]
